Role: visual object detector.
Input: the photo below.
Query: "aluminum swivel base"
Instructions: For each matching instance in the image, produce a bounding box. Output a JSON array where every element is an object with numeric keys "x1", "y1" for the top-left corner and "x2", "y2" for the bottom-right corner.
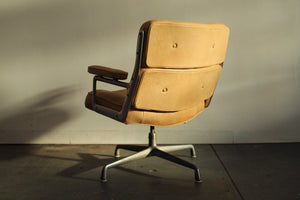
[{"x1": 100, "y1": 126, "x2": 202, "y2": 183}]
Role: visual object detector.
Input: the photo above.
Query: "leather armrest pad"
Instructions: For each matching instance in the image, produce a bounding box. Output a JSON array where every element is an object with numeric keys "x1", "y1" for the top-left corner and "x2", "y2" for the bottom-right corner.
[{"x1": 88, "y1": 65, "x2": 128, "y2": 80}]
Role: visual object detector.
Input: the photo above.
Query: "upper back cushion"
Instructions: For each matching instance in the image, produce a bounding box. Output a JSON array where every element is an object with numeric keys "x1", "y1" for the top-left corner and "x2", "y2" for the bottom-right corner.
[{"x1": 141, "y1": 20, "x2": 229, "y2": 68}]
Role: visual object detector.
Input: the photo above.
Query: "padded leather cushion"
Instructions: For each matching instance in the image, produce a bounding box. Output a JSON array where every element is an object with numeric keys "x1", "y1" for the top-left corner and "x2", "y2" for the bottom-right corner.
[
  {"x1": 85, "y1": 89, "x2": 127, "y2": 112},
  {"x1": 133, "y1": 65, "x2": 222, "y2": 111},
  {"x1": 126, "y1": 102, "x2": 204, "y2": 127},
  {"x1": 88, "y1": 65, "x2": 128, "y2": 80},
  {"x1": 85, "y1": 89, "x2": 205, "y2": 126},
  {"x1": 140, "y1": 20, "x2": 229, "y2": 68}
]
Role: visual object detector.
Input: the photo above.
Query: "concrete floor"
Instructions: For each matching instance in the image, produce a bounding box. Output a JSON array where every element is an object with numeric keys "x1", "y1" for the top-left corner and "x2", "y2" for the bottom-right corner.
[{"x1": 0, "y1": 143, "x2": 299, "y2": 200}]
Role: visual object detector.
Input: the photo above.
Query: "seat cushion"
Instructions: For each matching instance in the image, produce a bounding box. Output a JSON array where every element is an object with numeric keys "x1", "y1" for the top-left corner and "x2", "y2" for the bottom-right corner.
[
  {"x1": 85, "y1": 89, "x2": 127, "y2": 112},
  {"x1": 85, "y1": 89, "x2": 205, "y2": 126},
  {"x1": 126, "y1": 101, "x2": 205, "y2": 127}
]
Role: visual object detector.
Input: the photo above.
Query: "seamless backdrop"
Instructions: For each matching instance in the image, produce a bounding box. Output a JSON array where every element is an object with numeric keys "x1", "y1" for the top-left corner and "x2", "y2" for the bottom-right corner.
[{"x1": 0, "y1": 0, "x2": 299, "y2": 144}]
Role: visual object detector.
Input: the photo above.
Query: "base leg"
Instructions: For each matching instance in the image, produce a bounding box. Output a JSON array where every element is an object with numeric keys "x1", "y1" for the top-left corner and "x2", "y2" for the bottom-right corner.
[
  {"x1": 158, "y1": 144, "x2": 197, "y2": 158},
  {"x1": 101, "y1": 147, "x2": 152, "y2": 182},
  {"x1": 152, "y1": 148, "x2": 202, "y2": 183},
  {"x1": 115, "y1": 145, "x2": 148, "y2": 157}
]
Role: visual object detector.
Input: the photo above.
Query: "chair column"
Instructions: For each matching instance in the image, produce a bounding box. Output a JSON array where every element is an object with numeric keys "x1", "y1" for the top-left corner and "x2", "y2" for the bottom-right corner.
[{"x1": 148, "y1": 126, "x2": 157, "y2": 147}]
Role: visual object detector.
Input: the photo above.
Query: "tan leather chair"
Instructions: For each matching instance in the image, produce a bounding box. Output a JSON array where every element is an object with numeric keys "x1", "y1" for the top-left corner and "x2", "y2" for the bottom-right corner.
[{"x1": 85, "y1": 20, "x2": 229, "y2": 183}]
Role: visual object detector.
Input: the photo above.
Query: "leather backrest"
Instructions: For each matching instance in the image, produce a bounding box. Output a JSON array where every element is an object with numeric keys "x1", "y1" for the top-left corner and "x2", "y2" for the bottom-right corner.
[
  {"x1": 140, "y1": 20, "x2": 229, "y2": 68},
  {"x1": 132, "y1": 20, "x2": 229, "y2": 112}
]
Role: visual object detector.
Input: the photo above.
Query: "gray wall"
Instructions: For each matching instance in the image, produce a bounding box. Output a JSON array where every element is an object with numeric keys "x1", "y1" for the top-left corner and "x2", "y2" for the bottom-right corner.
[{"x1": 0, "y1": 0, "x2": 299, "y2": 144}]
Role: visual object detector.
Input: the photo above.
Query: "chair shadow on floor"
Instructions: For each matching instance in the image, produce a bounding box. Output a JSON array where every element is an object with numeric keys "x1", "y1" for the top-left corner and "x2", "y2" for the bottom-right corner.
[
  {"x1": 33, "y1": 149, "x2": 194, "y2": 182},
  {"x1": 48, "y1": 151, "x2": 207, "y2": 199},
  {"x1": 53, "y1": 152, "x2": 166, "y2": 182}
]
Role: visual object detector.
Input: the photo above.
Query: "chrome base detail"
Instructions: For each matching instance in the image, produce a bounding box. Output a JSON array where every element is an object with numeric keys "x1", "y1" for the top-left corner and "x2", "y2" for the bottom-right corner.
[{"x1": 101, "y1": 126, "x2": 201, "y2": 183}]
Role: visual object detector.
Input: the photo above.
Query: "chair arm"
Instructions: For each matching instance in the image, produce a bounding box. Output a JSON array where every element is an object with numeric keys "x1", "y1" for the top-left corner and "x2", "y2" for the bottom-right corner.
[
  {"x1": 92, "y1": 76, "x2": 130, "y2": 122},
  {"x1": 90, "y1": 30, "x2": 144, "y2": 123},
  {"x1": 88, "y1": 65, "x2": 128, "y2": 80}
]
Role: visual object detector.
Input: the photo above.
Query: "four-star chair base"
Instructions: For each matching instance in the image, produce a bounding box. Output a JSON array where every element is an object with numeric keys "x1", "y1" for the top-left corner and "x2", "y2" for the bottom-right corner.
[{"x1": 100, "y1": 126, "x2": 202, "y2": 183}]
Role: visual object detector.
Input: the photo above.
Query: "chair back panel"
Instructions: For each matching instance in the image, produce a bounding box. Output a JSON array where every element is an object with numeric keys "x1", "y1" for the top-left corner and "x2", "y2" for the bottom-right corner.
[
  {"x1": 132, "y1": 20, "x2": 229, "y2": 112},
  {"x1": 140, "y1": 20, "x2": 229, "y2": 68},
  {"x1": 133, "y1": 65, "x2": 222, "y2": 111}
]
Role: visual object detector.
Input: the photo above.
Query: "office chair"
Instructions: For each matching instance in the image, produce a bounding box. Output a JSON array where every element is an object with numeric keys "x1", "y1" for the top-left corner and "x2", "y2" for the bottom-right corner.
[{"x1": 85, "y1": 20, "x2": 229, "y2": 183}]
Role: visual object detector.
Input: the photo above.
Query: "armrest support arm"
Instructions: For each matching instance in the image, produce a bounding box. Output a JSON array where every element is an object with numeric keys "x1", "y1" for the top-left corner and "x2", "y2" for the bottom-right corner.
[
  {"x1": 92, "y1": 75, "x2": 130, "y2": 121},
  {"x1": 90, "y1": 30, "x2": 144, "y2": 123},
  {"x1": 88, "y1": 65, "x2": 128, "y2": 80}
]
